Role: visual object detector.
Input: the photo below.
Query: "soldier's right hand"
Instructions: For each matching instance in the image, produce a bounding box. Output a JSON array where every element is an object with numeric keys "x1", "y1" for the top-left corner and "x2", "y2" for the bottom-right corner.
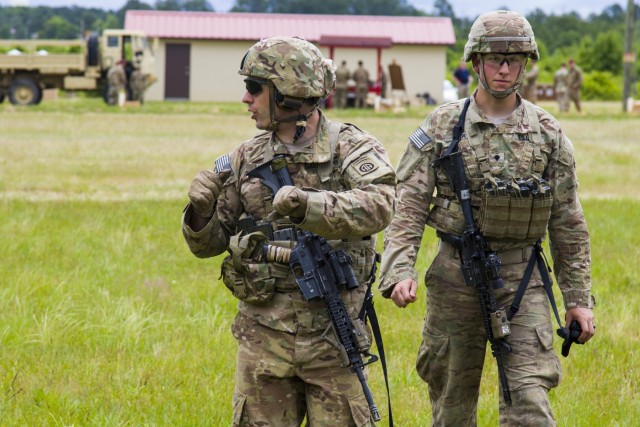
[
  {"x1": 188, "y1": 169, "x2": 229, "y2": 218},
  {"x1": 390, "y1": 279, "x2": 418, "y2": 308}
]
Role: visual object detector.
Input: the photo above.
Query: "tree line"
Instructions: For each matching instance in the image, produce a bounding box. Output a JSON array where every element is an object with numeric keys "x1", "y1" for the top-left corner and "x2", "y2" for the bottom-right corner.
[{"x1": 0, "y1": 0, "x2": 637, "y2": 99}]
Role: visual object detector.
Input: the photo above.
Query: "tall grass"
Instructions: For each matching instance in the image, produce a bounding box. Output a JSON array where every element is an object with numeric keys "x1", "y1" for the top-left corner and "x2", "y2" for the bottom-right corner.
[{"x1": 0, "y1": 99, "x2": 638, "y2": 425}]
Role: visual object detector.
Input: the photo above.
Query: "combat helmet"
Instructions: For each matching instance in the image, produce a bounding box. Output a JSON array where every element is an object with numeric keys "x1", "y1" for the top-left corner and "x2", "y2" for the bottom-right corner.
[
  {"x1": 239, "y1": 36, "x2": 335, "y2": 138},
  {"x1": 463, "y1": 10, "x2": 539, "y2": 62},
  {"x1": 240, "y1": 36, "x2": 335, "y2": 100},
  {"x1": 463, "y1": 10, "x2": 538, "y2": 98}
]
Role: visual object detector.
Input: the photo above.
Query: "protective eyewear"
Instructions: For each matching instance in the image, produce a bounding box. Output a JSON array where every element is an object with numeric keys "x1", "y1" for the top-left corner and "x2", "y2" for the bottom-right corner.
[
  {"x1": 483, "y1": 53, "x2": 527, "y2": 68},
  {"x1": 244, "y1": 78, "x2": 269, "y2": 95}
]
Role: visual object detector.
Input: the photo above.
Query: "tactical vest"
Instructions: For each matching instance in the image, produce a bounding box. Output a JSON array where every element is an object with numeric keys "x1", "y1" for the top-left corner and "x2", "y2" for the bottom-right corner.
[
  {"x1": 222, "y1": 120, "x2": 377, "y2": 305},
  {"x1": 427, "y1": 100, "x2": 553, "y2": 241}
]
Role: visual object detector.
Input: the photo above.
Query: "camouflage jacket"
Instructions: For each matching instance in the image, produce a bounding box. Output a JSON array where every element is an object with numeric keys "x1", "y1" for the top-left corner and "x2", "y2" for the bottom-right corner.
[
  {"x1": 379, "y1": 92, "x2": 592, "y2": 310},
  {"x1": 554, "y1": 68, "x2": 569, "y2": 93},
  {"x1": 183, "y1": 111, "x2": 396, "y2": 332},
  {"x1": 568, "y1": 65, "x2": 584, "y2": 91},
  {"x1": 335, "y1": 65, "x2": 351, "y2": 88}
]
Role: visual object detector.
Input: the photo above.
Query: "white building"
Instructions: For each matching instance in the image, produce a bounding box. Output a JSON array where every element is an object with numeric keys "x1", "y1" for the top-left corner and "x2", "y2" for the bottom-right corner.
[{"x1": 124, "y1": 10, "x2": 456, "y2": 105}]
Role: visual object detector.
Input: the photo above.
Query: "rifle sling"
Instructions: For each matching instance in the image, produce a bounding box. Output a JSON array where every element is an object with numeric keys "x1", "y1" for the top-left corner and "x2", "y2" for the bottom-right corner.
[
  {"x1": 358, "y1": 253, "x2": 393, "y2": 427},
  {"x1": 507, "y1": 240, "x2": 565, "y2": 331}
]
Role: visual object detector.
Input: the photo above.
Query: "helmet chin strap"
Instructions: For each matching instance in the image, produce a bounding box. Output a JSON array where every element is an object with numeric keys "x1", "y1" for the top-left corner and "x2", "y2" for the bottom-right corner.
[
  {"x1": 476, "y1": 57, "x2": 527, "y2": 99},
  {"x1": 267, "y1": 84, "x2": 318, "y2": 141}
]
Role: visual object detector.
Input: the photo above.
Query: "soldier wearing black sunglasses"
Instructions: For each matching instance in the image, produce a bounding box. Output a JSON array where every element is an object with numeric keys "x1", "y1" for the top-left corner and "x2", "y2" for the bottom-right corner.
[{"x1": 182, "y1": 36, "x2": 396, "y2": 426}]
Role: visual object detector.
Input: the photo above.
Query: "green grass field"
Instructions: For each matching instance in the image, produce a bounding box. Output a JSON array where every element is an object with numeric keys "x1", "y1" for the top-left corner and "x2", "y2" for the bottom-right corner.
[{"x1": 1, "y1": 98, "x2": 638, "y2": 425}]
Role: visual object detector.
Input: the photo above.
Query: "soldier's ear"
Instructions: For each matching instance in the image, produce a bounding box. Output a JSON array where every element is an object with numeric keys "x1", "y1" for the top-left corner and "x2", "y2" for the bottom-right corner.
[{"x1": 471, "y1": 54, "x2": 483, "y2": 73}]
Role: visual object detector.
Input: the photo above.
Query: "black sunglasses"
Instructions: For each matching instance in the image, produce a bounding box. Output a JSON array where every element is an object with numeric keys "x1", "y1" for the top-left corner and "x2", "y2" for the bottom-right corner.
[{"x1": 244, "y1": 78, "x2": 268, "y2": 95}]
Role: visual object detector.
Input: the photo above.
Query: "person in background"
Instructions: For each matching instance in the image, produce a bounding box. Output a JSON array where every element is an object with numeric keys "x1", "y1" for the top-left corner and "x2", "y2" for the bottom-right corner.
[
  {"x1": 334, "y1": 59, "x2": 351, "y2": 109},
  {"x1": 353, "y1": 60, "x2": 370, "y2": 108},
  {"x1": 379, "y1": 65, "x2": 388, "y2": 99},
  {"x1": 567, "y1": 58, "x2": 584, "y2": 113},
  {"x1": 554, "y1": 62, "x2": 569, "y2": 112},
  {"x1": 523, "y1": 58, "x2": 539, "y2": 103},
  {"x1": 129, "y1": 67, "x2": 148, "y2": 104},
  {"x1": 453, "y1": 60, "x2": 472, "y2": 99},
  {"x1": 380, "y1": 10, "x2": 595, "y2": 426},
  {"x1": 106, "y1": 59, "x2": 127, "y2": 107},
  {"x1": 182, "y1": 36, "x2": 396, "y2": 426}
]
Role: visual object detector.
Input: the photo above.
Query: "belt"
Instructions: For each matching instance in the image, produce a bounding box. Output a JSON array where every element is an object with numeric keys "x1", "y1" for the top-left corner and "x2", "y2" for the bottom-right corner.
[{"x1": 438, "y1": 240, "x2": 534, "y2": 265}]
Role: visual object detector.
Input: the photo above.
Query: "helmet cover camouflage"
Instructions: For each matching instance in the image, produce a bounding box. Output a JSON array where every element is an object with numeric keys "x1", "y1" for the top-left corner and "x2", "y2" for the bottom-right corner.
[
  {"x1": 239, "y1": 36, "x2": 336, "y2": 99},
  {"x1": 463, "y1": 10, "x2": 539, "y2": 62}
]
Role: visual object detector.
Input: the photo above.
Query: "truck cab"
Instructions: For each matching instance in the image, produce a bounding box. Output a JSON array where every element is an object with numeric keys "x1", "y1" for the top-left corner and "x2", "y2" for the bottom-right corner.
[
  {"x1": 0, "y1": 29, "x2": 156, "y2": 106},
  {"x1": 99, "y1": 29, "x2": 155, "y2": 85}
]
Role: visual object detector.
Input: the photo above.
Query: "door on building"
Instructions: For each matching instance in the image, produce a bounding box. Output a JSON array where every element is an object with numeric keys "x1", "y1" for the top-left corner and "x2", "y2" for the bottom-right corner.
[{"x1": 165, "y1": 43, "x2": 190, "y2": 100}]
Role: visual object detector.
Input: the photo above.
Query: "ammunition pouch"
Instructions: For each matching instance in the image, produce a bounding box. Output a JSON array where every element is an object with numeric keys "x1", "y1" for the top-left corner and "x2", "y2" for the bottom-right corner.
[
  {"x1": 220, "y1": 256, "x2": 290, "y2": 304},
  {"x1": 221, "y1": 230, "x2": 284, "y2": 304},
  {"x1": 223, "y1": 217, "x2": 377, "y2": 302},
  {"x1": 478, "y1": 177, "x2": 553, "y2": 240}
]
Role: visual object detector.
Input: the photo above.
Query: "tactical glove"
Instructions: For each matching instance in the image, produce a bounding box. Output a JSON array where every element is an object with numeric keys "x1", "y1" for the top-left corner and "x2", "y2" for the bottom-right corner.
[
  {"x1": 273, "y1": 185, "x2": 308, "y2": 218},
  {"x1": 188, "y1": 169, "x2": 228, "y2": 218}
]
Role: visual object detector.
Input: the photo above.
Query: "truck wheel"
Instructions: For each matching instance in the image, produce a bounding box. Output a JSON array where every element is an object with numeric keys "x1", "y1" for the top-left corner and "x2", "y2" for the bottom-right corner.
[{"x1": 9, "y1": 78, "x2": 43, "y2": 105}]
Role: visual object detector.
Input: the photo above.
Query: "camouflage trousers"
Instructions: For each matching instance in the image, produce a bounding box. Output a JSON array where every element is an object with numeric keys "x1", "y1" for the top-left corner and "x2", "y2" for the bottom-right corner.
[
  {"x1": 334, "y1": 87, "x2": 348, "y2": 109},
  {"x1": 416, "y1": 249, "x2": 561, "y2": 426},
  {"x1": 568, "y1": 89, "x2": 582, "y2": 112},
  {"x1": 231, "y1": 313, "x2": 375, "y2": 427},
  {"x1": 556, "y1": 91, "x2": 569, "y2": 113}
]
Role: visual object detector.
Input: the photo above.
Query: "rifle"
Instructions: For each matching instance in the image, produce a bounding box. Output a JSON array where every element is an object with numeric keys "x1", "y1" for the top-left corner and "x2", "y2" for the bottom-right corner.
[
  {"x1": 248, "y1": 155, "x2": 382, "y2": 422},
  {"x1": 434, "y1": 99, "x2": 513, "y2": 405}
]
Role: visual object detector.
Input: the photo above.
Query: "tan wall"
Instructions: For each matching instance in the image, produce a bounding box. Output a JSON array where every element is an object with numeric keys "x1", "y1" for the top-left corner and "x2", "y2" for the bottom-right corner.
[
  {"x1": 381, "y1": 45, "x2": 448, "y2": 104},
  {"x1": 145, "y1": 39, "x2": 449, "y2": 104},
  {"x1": 324, "y1": 45, "x2": 447, "y2": 104},
  {"x1": 191, "y1": 40, "x2": 255, "y2": 102}
]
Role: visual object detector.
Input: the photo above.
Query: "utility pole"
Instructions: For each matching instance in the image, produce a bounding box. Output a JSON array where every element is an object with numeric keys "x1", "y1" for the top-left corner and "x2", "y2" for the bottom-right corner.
[{"x1": 622, "y1": 0, "x2": 635, "y2": 112}]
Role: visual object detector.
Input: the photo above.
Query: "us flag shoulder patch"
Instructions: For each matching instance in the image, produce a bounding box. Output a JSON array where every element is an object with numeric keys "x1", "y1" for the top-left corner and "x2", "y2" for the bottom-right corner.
[
  {"x1": 409, "y1": 127, "x2": 431, "y2": 149},
  {"x1": 214, "y1": 154, "x2": 232, "y2": 173}
]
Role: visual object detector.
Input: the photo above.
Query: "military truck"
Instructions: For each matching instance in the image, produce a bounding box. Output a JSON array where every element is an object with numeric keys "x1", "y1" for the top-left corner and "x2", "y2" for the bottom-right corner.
[{"x1": 0, "y1": 29, "x2": 155, "y2": 105}]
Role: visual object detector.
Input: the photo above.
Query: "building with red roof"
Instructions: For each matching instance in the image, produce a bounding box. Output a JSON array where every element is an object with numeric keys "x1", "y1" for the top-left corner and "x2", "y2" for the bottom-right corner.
[{"x1": 125, "y1": 10, "x2": 456, "y2": 105}]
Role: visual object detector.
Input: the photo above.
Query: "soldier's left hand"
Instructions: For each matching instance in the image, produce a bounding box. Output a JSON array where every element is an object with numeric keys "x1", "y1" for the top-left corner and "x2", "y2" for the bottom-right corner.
[{"x1": 273, "y1": 185, "x2": 308, "y2": 218}]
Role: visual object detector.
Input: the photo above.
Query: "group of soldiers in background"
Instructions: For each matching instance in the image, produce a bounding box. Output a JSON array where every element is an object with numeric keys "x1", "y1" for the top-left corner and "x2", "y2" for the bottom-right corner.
[
  {"x1": 554, "y1": 58, "x2": 584, "y2": 112},
  {"x1": 520, "y1": 57, "x2": 583, "y2": 113},
  {"x1": 333, "y1": 59, "x2": 375, "y2": 109},
  {"x1": 106, "y1": 59, "x2": 148, "y2": 107}
]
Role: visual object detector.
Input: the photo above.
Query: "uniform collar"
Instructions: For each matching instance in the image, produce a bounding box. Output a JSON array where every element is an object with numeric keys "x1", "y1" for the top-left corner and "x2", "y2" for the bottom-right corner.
[
  {"x1": 466, "y1": 91, "x2": 534, "y2": 134},
  {"x1": 269, "y1": 109, "x2": 332, "y2": 163}
]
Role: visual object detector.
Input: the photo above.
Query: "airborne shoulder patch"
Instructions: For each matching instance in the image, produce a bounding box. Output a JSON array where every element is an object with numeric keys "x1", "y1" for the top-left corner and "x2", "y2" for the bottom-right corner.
[
  {"x1": 214, "y1": 154, "x2": 232, "y2": 173},
  {"x1": 351, "y1": 155, "x2": 379, "y2": 176},
  {"x1": 409, "y1": 127, "x2": 431, "y2": 149}
]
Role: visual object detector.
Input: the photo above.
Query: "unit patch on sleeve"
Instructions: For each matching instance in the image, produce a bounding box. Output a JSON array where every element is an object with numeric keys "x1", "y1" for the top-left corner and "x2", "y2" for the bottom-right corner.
[
  {"x1": 351, "y1": 155, "x2": 379, "y2": 176},
  {"x1": 409, "y1": 127, "x2": 431, "y2": 149}
]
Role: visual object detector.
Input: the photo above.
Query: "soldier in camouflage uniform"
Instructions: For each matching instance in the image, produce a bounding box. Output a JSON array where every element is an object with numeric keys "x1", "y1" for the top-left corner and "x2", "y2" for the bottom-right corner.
[
  {"x1": 554, "y1": 63, "x2": 569, "y2": 113},
  {"x1": 182, "y1": 36, "x2": 396, "y2": 426},
  {"x1": 334, "y1": 60, "x2": 351, "y2": 109},
  {"x1": 353, "y1": 60, "x2": 370, "y2": 108},
  {"x1": 379, "y1": 11, "x2": 595, "y2": 426},
  {"x1": 129, "y1": 67, "x2": 147, "y2": 103},
  {"x1": 567, "y1": 58, "x2": 584, "y2": 113},
  {"x1": 106, "y1": 59, "x2": 127, "y2": 106}
]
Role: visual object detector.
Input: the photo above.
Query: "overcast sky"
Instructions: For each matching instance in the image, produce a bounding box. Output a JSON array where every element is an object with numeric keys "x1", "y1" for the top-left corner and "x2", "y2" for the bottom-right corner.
[{"x1": 2, "y1": 0, "x2": 625, "y2": 19}]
